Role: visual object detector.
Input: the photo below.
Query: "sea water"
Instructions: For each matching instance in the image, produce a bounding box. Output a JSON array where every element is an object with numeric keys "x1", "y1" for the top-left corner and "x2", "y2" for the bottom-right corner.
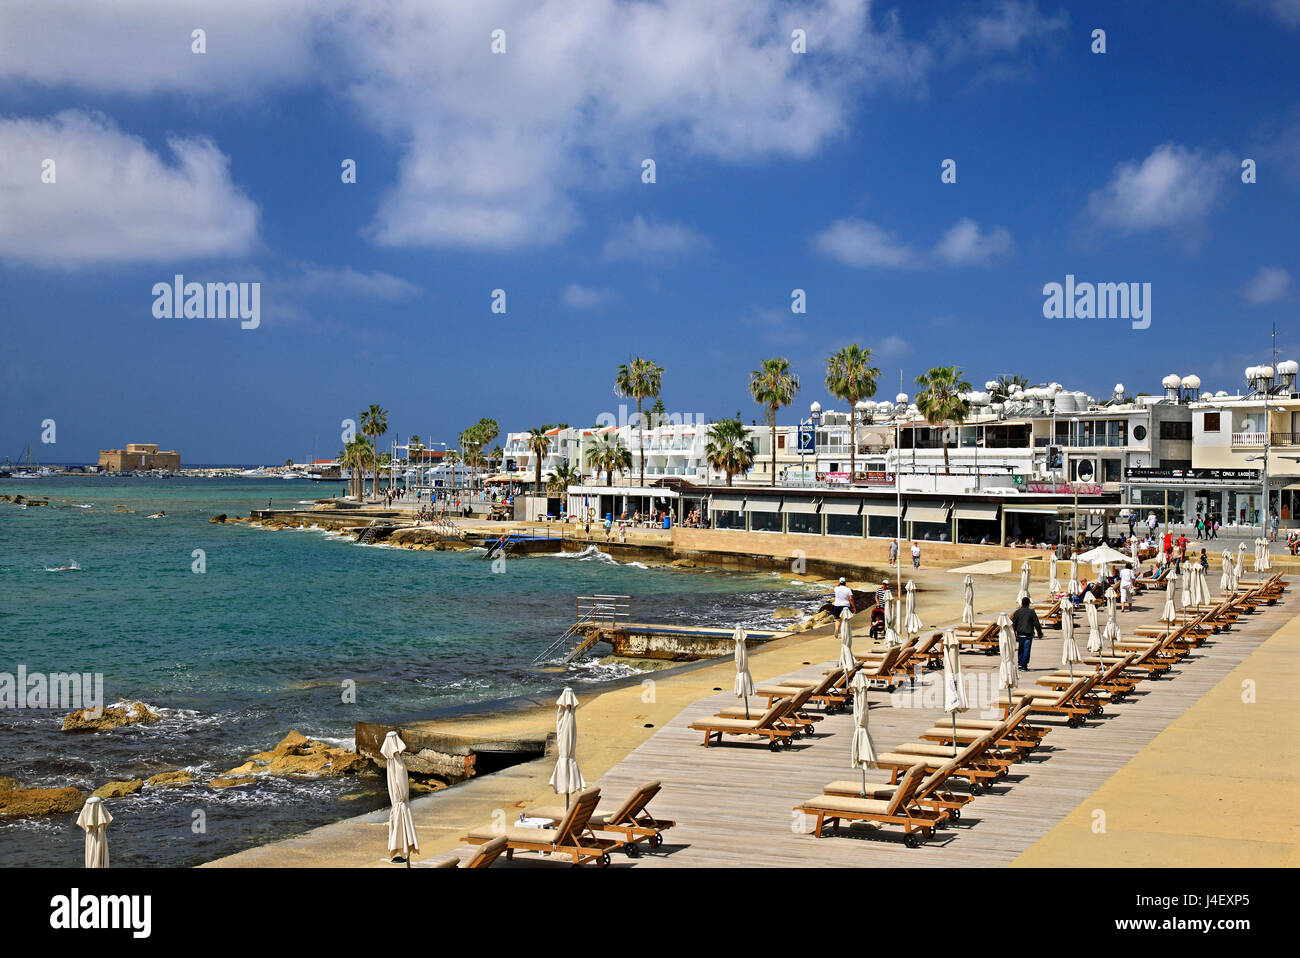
[{"x1": 0, "y1": 477, "x2": 821, "y2": 866}]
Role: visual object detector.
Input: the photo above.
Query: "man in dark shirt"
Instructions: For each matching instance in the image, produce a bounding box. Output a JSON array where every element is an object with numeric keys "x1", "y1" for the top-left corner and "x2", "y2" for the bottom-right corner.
[{"x1": 1011, "y1": 597, "x2": 1043, "y2": 670}]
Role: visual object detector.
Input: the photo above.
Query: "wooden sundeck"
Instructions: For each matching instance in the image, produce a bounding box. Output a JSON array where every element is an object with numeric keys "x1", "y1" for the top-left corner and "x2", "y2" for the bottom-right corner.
[{"x1": 563, "y1": 583, "x2": 1290, "y2": 867}]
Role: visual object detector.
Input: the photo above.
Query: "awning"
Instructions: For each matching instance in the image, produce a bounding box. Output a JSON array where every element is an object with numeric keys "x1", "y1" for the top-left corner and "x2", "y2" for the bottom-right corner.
[
  {"x1": 744, "y1": 498, "x2": 781, "y2": 513},
  {"x1": 904, "y1": 500, "x2": 950, "y2": 524},
  {"x1": 1002, "y1": 504, "x2": 1061, "y2": 515},
  {"x1": 954, "y1": 502, "x2": 999, "y2": 521},
  {"x1": 710, "y1": 494, "x2": 745, "y2": 511},
  {"x1": 782, "y1": 498, "x2": 820, "y2": 514},
  {"x1": 861, "y1": 500, "x2": 899, "y2": 516},
  {"x1": 821, "y1": 500, "x2": 862, "y2": 516}
]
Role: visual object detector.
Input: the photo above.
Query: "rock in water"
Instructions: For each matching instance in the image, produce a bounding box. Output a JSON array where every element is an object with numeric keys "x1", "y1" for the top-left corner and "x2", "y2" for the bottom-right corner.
[
  {"x1": 0, "y1": 776, "x2": 22, "y2": 791},
  {"x1": 62, "y1": 700, "x2": 162, "y2": 733},
  {"x1": 772, "y1": 606, "x2": 800, "y2": 619},
  {"x1": 210, "y1": 776, "x2": 257, "y2": 789},
  {"x1": 146, "y1": 770, "x2": 196, "y2": 788},
  {"x1": 93, "y1": 780, "x2": 144, "y2": 799},
  {"x1": 0, "y1": 787, "x2": 86, "y2": 818},
  {"x1": 209, "y1": 513, "x2": 227, "y2": 523}
]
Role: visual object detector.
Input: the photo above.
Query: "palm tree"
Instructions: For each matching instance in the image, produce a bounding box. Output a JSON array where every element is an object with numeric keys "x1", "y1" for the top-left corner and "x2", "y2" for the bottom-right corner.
[
  {"x1": 547, "y1": 462, "x2": 581, "y2": 497},
  {"x1": 340, "y1": 436, "x2": 371, "y2": 500},
  {"x1": 615, "y1": 357, "x2": 663, "y2": 487},
  {"x1": 705, "y1": 415, "x2": 756, "y2": 485},
  {"x1": 584, "y1": 434, "x2": 632, "y2": 486},
  {"x1": 749, "y1": 358, "x2": 800, "y2": 486},
  {"x1": 915, "y1": 365, "x2": 973, "y2": 475},
  {"x1": 989, "y1": 374, "x2": 1029, "y2": 404},
  {"x1": 360, "y1": 404, "x2": 388, "y2": 497},
  {"x1": 526, "y1": 427, "x2": 551, "y2": 493},
  {"x1": 825, "y1": 344, "x2": 880, "y2": 484}
]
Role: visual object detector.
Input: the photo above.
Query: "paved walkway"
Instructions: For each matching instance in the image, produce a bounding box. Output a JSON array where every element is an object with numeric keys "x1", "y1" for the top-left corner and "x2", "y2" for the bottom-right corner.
[{"x1": 1013, "y1": 605, "x2": 1300, "y2": 867}]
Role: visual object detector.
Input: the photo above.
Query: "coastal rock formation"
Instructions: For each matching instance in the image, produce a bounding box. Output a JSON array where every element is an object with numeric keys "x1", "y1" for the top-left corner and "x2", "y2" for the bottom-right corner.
[
  {"x1": 146, "y1": 770, "x2": 196, "y2": 788},
  {"x1": 62, "y1": 699, "x2": 162, "y2": 733},
  {"x1": 670, "y1": 558, "x2": 697, "y2": 569},
  {"x1": 210, "y1": 776, "x2": 257, "y2": 789},
  {"x1": 0, "y1": 776, "x2": 22, "y2": 791},
  {"x1": 0, "y1": 787, "x2": 86, "y2": 818},
  {"x1": 209, "y1": 513, "x2": 227, "y2": 523},
  {"x1": 225, "y1": 730, "x2": 374, "y2": 780},
  {"x1": 93, "y1": 780, "x2": 144, "y2": 799},
  {"x1": 772, "y1": 606, "x2": 800, "y2": 619}
]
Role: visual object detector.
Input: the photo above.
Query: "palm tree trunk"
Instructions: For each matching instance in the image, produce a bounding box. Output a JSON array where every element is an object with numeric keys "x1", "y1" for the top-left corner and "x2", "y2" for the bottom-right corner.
[
  {"x1": 637, "y1": 398, "x2": 645, "y2": 487},
  {"x1": 849, "y1": 414, "x2": 857, "y2": 486},
  {"x1": 943, "y1": 435, "x2": 951, "y2": 475},
  {"x1": 770, "y1": 412, "x2": 777, "y2": 486}
]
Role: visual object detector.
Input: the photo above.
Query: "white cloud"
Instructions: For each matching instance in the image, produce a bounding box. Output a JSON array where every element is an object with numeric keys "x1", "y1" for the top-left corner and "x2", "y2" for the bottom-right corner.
[
  {"x1": 0, "y1": 110, "x2": 258, "y2": 267},
  {"x1": 601, "y1": 216, "x2": 708, "y2": 262},
  {"x1": 1084, "y1": 143, "x2": 1231, "y2": 242},
  {"x1": 932, "y1": 217, "x2": 1014, "y2": 265},
  {"x1": 1239, "y1": 0, "x2": 1300, "y2": 28},
  {"x1": 874, "y1": 334, "x2": 911, "y2": 358},
  {"x1": 1244, "y1": 266, "x2": 1292, "y2": 304},
  {"x1": 561, "y1": 283, "x2": 613, "y2": 308},
  {"x1": 292, "y1": 266, "x2": 421, "y2": 301},
  {"x1": 813, "y1": 219, "x2": 920, "y2": 269},
  {"x1": 936, "y1": 0, "x2": 1068, "y2": 62},
  {"x1": 0, "y1": 1, "x2": 926, "y2": 251},
  {"x1": 813, "y1": 217, "x2": 1011, "y2": 269},
  {"x1": 0, "y1": 1, "x2": 326, "y2": 96}
]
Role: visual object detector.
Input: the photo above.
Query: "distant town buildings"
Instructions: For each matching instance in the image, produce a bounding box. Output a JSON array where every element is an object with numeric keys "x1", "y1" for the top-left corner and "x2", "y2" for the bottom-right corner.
[{"x1": 97, "y1": 443, "x2": 181, "y2": 473}]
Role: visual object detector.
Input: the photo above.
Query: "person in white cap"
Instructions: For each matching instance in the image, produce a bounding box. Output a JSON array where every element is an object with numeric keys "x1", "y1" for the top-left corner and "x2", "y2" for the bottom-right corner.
[
  {"x1": 875, "y1": 579, "x2": 889, "y2": 607},
  {"x1": 832, "y1": 577, "x2": 856, "y2": 615}
]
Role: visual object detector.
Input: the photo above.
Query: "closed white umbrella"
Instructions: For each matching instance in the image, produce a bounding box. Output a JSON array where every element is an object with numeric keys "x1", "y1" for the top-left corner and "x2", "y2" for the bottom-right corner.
[
  {"x1": 1180, "y1": 565, "x2": 1192, "y2": 620},
  {"x1": 1063, "y1": 599, "x2": 1084, "y2": 677},
  {"x1": 1235, "y1": 543, "x2": 1246, "y2": 581},
  {"x1": 1048, "y1": 554, "x2": 1061, "y2": 594},
  {"x1": 1161, "y1": 572, "x2": 1178, "y2": 623},
  {"x1": 1067, "y1": 555, "x2": 1080, "y2": 596},
  {"x1": 1195, "y1": 561, "x2": 1212, "y2": 606},
  {"x1": 1220, "y1": 550, "x2": 1234, "y2": 594},
  {"x1": 733, "y1": 626, "x2": 754, "y2": 719},
  {"x1": 548, "y1": 687, "x2": 585, "y2": 806},
  {"x1": 1261, "y1": 538, "x2": 1272, "y2": 572},
  {"x1": 1017, "y1": 560, "x2": 1032, "y2": 603},
  {"x1": 996, "y1": 611, "x2": 1017, "y2": 701},
  {"x1": 838, "y1": 608, "x2": 856, "y2": 676},
  {"x1": 850, "y1": 670, "x2": 877, "y2": 796},
  {"x1": 76, "y1": 795, "x2": 112, "y2": 869},
  {"x1": 941, "y1": 628, "x2": 967, "y2": 755},
  {"x1": 961, "y1": 574, "x2": 975, "y2": 629},
  {"x1": 904, "y1": 580, "x2": 922, "y2": 636},
  {"x1": 1102, "y1": 585, "x2": 1120, "y2": 653},
  {"x1": 381, "y1": 731, "x2": 419, "y2": 865},
  {"x1": 1130, "y1": 538, "x2": 1140, "y2": 570},
  {"x1": 882, "y1": 589, "x2": 899, "y2": 647}
]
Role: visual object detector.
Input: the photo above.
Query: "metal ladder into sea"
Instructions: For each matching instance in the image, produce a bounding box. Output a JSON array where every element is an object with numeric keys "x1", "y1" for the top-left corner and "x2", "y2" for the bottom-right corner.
[{"x1": 532, "y1": 594, "x2": 631, "y2": 665}]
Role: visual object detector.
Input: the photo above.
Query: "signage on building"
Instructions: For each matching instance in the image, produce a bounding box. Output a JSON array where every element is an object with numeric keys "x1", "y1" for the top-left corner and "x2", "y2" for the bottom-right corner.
[
  {"x1": 1127, "y1": 467, "x2": 1260, "y2": 481},
  {"x1": 1025, "y1": 481, "x2": 1104, "y2": 495},
  {"x1": 797, "y1": 425, "x2": 815, "y2": 453}
]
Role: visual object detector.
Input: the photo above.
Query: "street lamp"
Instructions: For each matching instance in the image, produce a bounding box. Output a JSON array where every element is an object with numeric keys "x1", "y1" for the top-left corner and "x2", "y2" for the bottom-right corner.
[
  {"x1": 805, "y1": 401, "x2": 822, "y2": 487},
  {"x1": 894, "y1": 391, "x2": 908, "y2": 638}
]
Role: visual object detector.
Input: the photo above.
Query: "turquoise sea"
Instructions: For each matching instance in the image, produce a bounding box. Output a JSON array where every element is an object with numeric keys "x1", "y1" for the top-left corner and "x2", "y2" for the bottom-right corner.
[{"x1": 0, "y1": 477, "x2": 819, "y2": 867}]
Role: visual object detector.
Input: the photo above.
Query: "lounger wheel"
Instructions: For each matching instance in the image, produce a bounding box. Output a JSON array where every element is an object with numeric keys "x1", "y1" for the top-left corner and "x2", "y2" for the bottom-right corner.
[
  {"x1": 904, "y1": 832, "x2": 922, "y2": 848},
  {"x1": 769, "y1": 739, "x2": 781, "y2": 751},
  {"x1": 968, "y1": 782, "x2": 982, "y2": 796},
  {"x1": 781, "y1": 736, "x2": 794, "y2": 748},
  {"x1": 599, "y1": 852, "x2": 611, "y2": 867},
  {"x1": 649, "y1": 833, "x2": 663, "y2": 849},
  {"x1": 622, "y1": 842, "x2": 638, "y2": 857},
  {"x1": 951, "y1": 807, "x2": 961, "y2": 820},
  {"x1": 1067, "y1": 716, "x2": 1081, "y2": 728}
]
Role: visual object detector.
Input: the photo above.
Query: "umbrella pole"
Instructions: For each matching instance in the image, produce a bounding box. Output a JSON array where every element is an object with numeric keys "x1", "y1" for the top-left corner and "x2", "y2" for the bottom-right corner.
[
  {"x1": 950, "y1": 713, "x2": 958, "y2": 757},
  {"x1": 744, "y1": 692, "x2": 750, "y2": 721},
  {"x1": 860, "y1": 766, "x2": 867, "y2": 798}
]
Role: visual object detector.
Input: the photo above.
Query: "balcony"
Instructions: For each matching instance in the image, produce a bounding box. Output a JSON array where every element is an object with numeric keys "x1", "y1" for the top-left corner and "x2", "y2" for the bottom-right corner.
[{"x1": 1231, "y1": 432, "x2": 1267, "y2": 447}]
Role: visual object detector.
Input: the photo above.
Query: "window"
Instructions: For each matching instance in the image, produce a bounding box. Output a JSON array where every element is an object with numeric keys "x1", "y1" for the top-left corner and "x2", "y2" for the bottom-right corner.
[
  {"x1": 826, "y1": 514, "x2": 862, "y2": 537},
  {"x1": 1203, "y1": 412, "x2": 1220, "y2": 432},
  {"x1": 749, "y1": 510, "x2": 782, "y2": 533},
  {"x1": 867, "y1": 514, "x2": 899, "y2": 538},
  {"x1": 777, "y1": 435, "x2": 786, "y2": 450},
  {"x1": 1133, "y1": 424, "x2": 1147, "y2": 442},
  {"x1": 787, "y1": 512, "x2": 820, "y2": 535},
  {"x1": 712, "y1": 509, "x2": 744, "y2": 530},
  {"x1": 1103, "y1": 458, "x2": 1121, "y2": 483},
  {"x1": 1159, "y1": 420, "x2": 1191, "y2": 440}
]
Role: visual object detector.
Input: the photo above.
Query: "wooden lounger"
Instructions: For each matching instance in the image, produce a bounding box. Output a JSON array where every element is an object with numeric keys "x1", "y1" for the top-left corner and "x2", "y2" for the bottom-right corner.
[
  {"x1": 875, "y1": 730, "x2": 1005, "y2": 794},
  {"x1": 999, "y1": 674, "x2": 1104, "y2": 726},
  {"x1": 757, "y1": 669, "x2": 848, "y2": 713},
  {"x1": 529, "y1": 781, "x2": 675, "y2": 856},
  {"x1": 1040, "y1": 654, "x2": 1138, "y2": 700},
  {"x1": 430, "y1": 835, "x2": 507, "y2": 868},
  {"x1": 687, "y1": 699, "x2": 797, "y2": 750},
  {"x1": 462, "y1": 788, "x2": 619, "y2": 867},
  {"x1": 716, "y1": 685, "x2": 821, "y2": 737},
  {"x1": 795, "y1": 764, "x2": 943, "y2": 847},
  {"x1": 823, "y1": 758, "x2": 974, "y2": 821},
  {"x1": 919, "y1": 705, "x2": 1040, "y2": 757}
]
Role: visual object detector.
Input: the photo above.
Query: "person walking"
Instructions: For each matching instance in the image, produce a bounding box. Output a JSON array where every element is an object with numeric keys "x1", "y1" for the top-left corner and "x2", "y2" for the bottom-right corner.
[
  {"x1": 888, "y1": 538, "x2": 898, "y2": 565},
  {"x1": 1011, "y1": 597, "x2": 1043, "y2": 670},
  {"x1": 911, "y1": 542, "x2": 921, "y2": 569},
  {"x1": 832, "y1": 577, "x2": 857, "y2": 616},
  {"x1": 1119, "y1": 562, "x2": 1134, "y2": 612}
]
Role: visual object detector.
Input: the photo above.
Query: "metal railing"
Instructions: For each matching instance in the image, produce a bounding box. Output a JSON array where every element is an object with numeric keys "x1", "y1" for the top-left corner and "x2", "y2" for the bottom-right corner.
[{"x1": 532, "y1": 595, "x2": 632, "y2": 664}]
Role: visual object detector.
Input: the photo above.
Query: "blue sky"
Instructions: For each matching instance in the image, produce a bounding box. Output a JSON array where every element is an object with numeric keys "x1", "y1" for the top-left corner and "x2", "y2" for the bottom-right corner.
[{"x1": 2, "y1": 0, "x2": 1298, "y2": 463}]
